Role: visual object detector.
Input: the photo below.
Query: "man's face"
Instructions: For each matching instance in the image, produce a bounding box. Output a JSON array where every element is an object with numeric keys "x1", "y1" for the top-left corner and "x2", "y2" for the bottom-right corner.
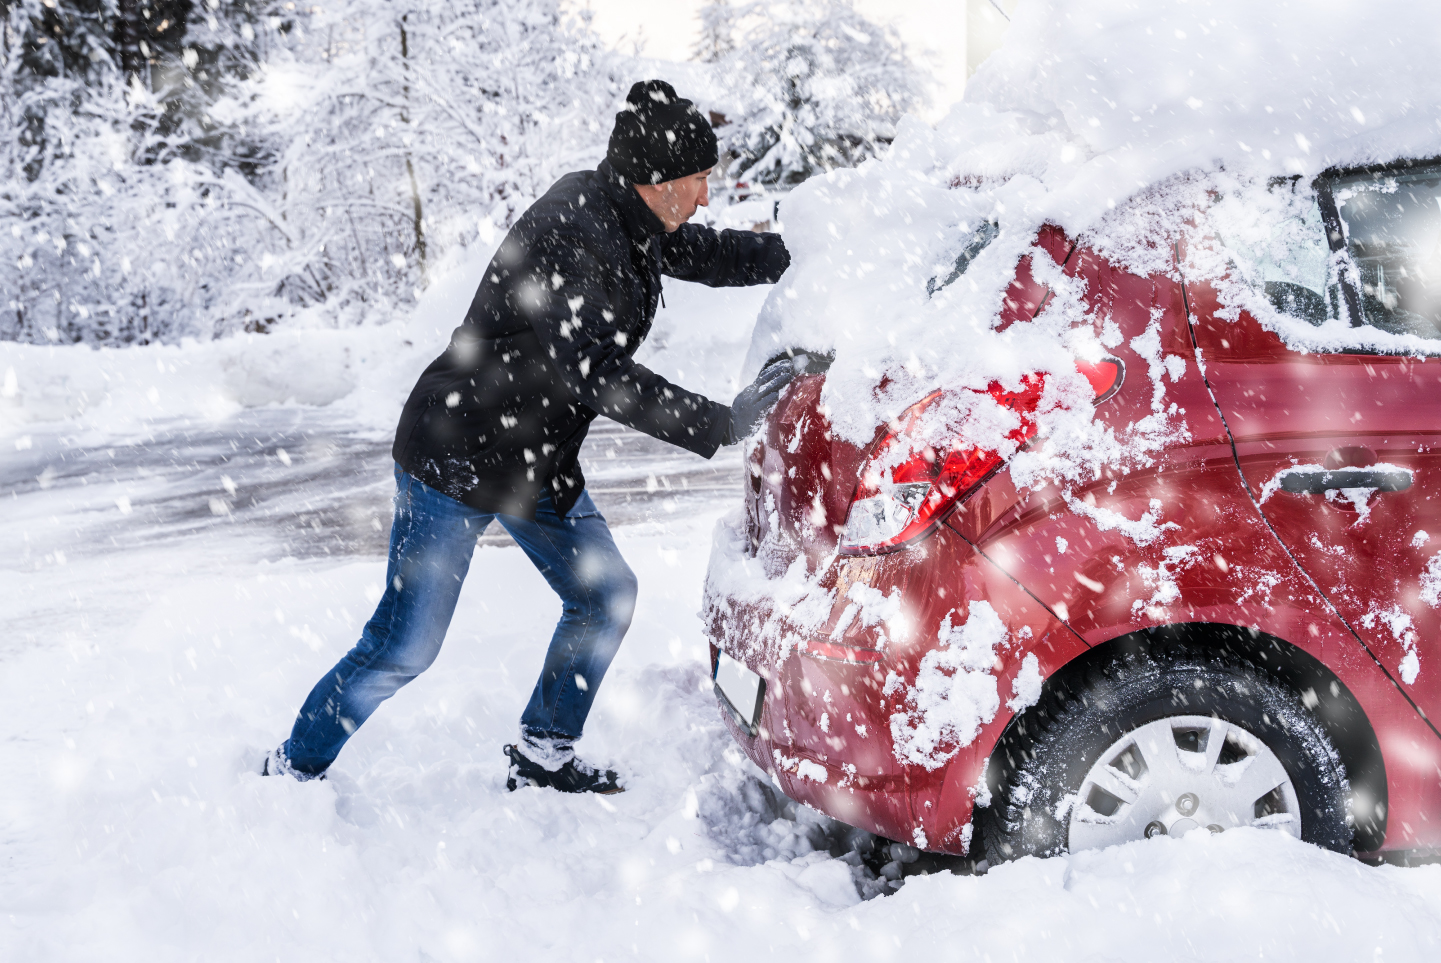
[{"x1": 634, "y1": 168, "x2": 712, "y2": 232}]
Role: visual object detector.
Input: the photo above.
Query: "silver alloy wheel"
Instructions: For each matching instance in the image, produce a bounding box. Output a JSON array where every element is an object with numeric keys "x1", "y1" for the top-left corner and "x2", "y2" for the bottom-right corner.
[{"x1": 1068, "y1": 714, "x2": 1301, "y2": 851}]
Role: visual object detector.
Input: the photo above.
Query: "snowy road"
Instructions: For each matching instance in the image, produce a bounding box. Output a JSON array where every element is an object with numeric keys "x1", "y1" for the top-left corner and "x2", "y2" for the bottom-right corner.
[
  {"x1": 1, "y1": 409, "x2": 742, "y2": 657},
  {"x1": 2, "y1": 407, "x2": 743, "y2": 560}
]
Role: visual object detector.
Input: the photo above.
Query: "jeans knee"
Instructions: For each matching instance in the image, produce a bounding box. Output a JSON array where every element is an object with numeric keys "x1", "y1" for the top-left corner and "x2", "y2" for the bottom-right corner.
[
  {"x1": 608, "y1": 565, "x2": 638, "y2": 625},
  {"x1": 398, "y1": 641, "x2": 443, "y2": 678},
  {"x1": 351, "y1": 621, "x2": 442, "y2": 680},
  {"x1": 569, "y1": 563, "x2": 636, "y2": 630}
]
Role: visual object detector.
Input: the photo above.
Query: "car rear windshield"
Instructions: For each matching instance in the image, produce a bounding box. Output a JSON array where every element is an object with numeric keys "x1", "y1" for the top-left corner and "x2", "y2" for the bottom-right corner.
[{"x1": 1330, "y1": 165, "x2": 1441, "y2": 338}]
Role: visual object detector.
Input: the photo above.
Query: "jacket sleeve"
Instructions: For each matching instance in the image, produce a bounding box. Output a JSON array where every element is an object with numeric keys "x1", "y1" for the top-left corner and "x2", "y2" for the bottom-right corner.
[
  {"x1": 522, "y1": 230, "x2": 731, "y2": 457},
  {"x1": 659, "y1": 223, "x2": 790, "y2": 287}
]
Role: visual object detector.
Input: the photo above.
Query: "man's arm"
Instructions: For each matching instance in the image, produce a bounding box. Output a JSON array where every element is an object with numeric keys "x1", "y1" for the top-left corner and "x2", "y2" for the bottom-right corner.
[
  {"x1": 523, "y1": 231, "x2": 730, "y2": 457},
  {"x1": 659, "y1": 223, "x2": 790, "y2": 287}
]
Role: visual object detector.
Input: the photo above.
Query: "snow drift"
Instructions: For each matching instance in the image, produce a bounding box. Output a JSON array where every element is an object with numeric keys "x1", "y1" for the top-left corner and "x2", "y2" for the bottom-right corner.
[{"x1": 0, "y1": 246, "x2": 770, "y2": 440}]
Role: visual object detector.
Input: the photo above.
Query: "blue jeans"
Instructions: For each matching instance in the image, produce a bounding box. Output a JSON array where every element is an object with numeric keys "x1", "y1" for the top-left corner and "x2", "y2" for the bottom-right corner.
[{"x1": 282, "y1": 465, "x2": 638, "y2": 775}]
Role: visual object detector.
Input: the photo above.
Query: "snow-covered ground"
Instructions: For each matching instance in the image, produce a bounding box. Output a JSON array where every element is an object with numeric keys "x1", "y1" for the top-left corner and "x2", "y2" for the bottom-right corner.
[{"x1": 6, "y1": 481, "x2": 1441, "y2": 961}]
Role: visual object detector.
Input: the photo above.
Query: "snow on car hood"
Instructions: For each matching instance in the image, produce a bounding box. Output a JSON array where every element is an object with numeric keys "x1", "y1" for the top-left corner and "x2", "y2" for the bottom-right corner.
[{"x1": 745, "y1": 0, "x2": 1441, "y2": 452}]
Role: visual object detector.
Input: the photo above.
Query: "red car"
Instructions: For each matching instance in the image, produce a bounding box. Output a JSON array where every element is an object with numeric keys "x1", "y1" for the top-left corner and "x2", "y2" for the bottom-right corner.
[{"x1": 704, "y1": 157, "x2": 1441, "y2": 864}]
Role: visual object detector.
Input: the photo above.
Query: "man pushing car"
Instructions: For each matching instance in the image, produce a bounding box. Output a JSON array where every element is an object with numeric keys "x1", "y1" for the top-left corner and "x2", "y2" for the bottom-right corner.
[{"x1": 262, "y1": 80, "x2": 795, "y2": 793}]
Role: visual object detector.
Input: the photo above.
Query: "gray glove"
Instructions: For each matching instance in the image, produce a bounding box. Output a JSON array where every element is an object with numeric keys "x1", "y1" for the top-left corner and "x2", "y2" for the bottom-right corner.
[{"x1": 723, "y1": 358, "x2": 797, "y2": 445}]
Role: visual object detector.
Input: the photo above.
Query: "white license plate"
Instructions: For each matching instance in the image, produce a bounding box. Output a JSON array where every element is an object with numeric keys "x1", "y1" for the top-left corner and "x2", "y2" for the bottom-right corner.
[{"x1": 714, "y1": 650, "x2": 764, "y2": 734}]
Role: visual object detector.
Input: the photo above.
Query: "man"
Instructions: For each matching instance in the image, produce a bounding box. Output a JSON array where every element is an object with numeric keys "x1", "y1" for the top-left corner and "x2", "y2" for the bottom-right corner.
[{"x1": 263, "y1": 80, "x2": 795, "y2": 794}]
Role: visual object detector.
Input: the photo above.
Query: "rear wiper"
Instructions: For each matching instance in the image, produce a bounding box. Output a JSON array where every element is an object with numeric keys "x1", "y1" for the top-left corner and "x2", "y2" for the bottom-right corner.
[{"x1": 927, "y1": 220, "x2": 1000, "y2": 298}]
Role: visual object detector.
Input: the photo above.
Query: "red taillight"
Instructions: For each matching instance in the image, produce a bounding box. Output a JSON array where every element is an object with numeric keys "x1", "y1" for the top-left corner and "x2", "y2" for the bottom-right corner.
[
  {"x1": 1076, "y1": 357, "x2": 1124, "y2": 404},
  {"x1": 839, "y1": 358, "x2": 1123, "y2": 555}
]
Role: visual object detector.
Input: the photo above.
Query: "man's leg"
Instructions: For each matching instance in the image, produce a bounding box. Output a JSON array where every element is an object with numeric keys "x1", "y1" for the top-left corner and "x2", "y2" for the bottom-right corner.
[
  {"x1": 497, "y1": 489, "x2": 638, "y2": 769},
  {"x1": 279, "y1": 466, "x2": 490, "y2": 776}
]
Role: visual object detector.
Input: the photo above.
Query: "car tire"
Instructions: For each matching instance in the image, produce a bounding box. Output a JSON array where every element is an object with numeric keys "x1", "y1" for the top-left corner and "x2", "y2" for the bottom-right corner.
[{"x1": 978, "y1": 647, "x2": 1353, "y2": 863}]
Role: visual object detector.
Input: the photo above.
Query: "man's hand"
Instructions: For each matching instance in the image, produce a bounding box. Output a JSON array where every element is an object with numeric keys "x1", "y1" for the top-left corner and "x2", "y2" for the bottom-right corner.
[{"x1": 724, "y1": 358, "x2": 798, "y2": 445}]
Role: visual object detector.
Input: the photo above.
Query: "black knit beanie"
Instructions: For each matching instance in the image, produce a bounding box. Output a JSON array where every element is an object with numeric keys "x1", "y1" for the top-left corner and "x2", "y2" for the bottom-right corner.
[{"x1": 607, "y1": 80, "x2": 719, "y2": 185}]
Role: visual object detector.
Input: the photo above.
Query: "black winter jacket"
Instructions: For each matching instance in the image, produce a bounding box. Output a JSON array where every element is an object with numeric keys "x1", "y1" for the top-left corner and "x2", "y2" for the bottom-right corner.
[{"x1": 391, "y1": 160, "x2": 790, "y2": 519}]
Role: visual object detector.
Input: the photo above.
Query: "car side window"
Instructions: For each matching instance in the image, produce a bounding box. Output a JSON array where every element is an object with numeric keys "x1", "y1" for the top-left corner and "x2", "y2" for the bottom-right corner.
[
  {"x1": 1217, "y1": 194, "x2": 1338, "y2": 328},
  {"x1": 1330, "y1": 167, "x2": 1441, "y2": 340},
  {"x1": 1211, "y1": 167, "x2": 1441, "y2": 350}
]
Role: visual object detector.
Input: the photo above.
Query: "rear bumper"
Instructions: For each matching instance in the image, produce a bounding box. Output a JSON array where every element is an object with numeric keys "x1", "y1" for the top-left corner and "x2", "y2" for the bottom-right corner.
[
  {"x1": 707, "y1": 633, "x2": 942, "y2": 846},
  {"x1": 702, "y1": 514, "x2": 1046, "y2": 854}
]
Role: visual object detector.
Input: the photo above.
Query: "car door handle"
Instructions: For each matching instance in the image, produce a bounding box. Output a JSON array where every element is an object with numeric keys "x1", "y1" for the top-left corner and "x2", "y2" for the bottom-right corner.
[{"x1": 1280, "y1": 468, "x2": 1413, "y2": 493}]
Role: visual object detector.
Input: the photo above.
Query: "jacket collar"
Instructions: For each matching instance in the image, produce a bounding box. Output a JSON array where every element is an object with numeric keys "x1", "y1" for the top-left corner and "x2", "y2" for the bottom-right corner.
[{"x1": 596, "y1": 159, "x2": 666, "y2": 242}]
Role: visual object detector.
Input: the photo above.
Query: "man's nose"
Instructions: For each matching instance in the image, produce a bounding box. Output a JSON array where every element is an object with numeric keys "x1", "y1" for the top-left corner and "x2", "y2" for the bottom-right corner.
[{"x1": 698, "y1": 183, "x2": 710, "y2": 207}]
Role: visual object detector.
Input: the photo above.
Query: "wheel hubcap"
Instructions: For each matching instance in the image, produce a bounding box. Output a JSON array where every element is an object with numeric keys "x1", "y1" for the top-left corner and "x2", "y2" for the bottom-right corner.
[{"x1": 1068, "y1": 715, "x2": 1302, "y2": 852}]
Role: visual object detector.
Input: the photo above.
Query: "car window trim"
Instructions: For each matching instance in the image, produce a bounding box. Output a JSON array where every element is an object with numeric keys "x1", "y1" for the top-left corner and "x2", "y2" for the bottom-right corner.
[{"x1": 1312, "y1": 180, "x2": 1367, "y2": 329}]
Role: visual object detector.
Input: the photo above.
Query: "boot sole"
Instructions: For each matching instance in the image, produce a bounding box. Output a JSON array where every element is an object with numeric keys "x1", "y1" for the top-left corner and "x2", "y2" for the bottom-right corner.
[{"x1": 503, "y1": 745, "x2": 625, "y2": 794}]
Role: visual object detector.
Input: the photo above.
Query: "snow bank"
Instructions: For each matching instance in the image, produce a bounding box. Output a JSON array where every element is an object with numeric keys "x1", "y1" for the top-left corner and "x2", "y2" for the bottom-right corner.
[
  {"x1": 892, "y1": 828, "x2": 1441, "y2": 962},
  {"x1": 1, "y1": 239, "x2": 771, "y2": 441},
  {"x1": 0, "y1": 247, "x2": 480, "y2": 439},
  {"x1": 1, "y1": 326, "x2": 415, "y2": 437},
  {"x1": 0, "y1": 502, "x2": 879, "y2": 958}
]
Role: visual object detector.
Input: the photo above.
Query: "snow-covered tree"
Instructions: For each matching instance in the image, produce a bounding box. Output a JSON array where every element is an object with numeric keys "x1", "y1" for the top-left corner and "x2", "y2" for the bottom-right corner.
[
  {"x1": 1, "y1": 0, "x2": 631, "y2": 344},
  {"x1": 234, "y1": 0, "x2": 625, "y2": 323},
  {"x1": 711, "y1": 0, "x2": 923, "y2": 191},
  {"x1": 0, "y1": 2, "x2": 307, "y2": 343},
  {"x1": 693, "y1": 0, "x2": 737, "y2": 64}
]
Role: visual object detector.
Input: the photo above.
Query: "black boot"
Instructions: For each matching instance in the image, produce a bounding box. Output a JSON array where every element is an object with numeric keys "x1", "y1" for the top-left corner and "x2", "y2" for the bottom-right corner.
[{"x1": 504, "y1": 743, "x2": 624, "y2": 794}]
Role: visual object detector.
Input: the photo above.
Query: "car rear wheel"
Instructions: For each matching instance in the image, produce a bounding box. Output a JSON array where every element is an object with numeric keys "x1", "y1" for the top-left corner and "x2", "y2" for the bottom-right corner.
[{"x1": 978, "y1": 649, "x2": 1353, "y2": 863}]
